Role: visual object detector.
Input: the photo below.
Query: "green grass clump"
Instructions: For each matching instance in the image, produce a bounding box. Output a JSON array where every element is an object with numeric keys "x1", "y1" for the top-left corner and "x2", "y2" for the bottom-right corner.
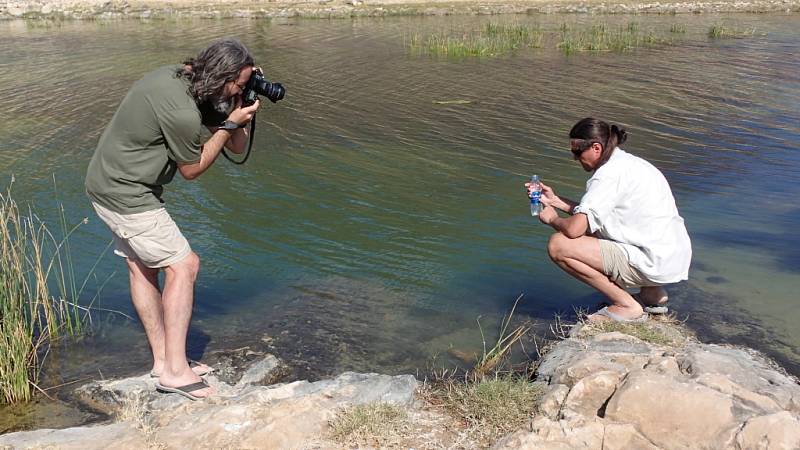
[
  {"x1": 708, "y1": 24, "x2": 756, "y2": 38},
  {"x1": 558, "y1": 21, "x2": 667, "y2": 54},
  {"x1": 409, "y1": 23, "x2": 542, "y2": 57},
  {"x1": 0, "y1": 184, "x2": 92, "y2": 403},
  {"x1": 670, "y1": 23, "x2": 687, "y2": 33},
  {"x1": 328, "y1": 403, "x2": 409, "y2": 446},
  {"x1": 428, "y1": 376, "x2": 541, "y2": 443}
]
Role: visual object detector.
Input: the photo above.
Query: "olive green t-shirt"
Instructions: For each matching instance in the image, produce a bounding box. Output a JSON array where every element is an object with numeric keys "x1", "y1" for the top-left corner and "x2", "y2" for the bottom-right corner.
[{"x1": 85, "y1": 65, "x2": 203, "y2": 214}]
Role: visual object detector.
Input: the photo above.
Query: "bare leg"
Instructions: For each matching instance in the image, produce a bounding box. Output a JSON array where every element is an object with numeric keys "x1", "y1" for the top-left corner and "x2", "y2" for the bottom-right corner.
[
  {"x1": 126, "y1": 258, "x2": 212, "y2": 377},
  {"x1": 158, "y1": 252, "x2": 214, "y2": 398},
  {"x1": 547, "y1": 233, "x2": 644, "y2": 320},
  {"x1": 127, "y1": 258, "x2": 166, "y2": 374}
]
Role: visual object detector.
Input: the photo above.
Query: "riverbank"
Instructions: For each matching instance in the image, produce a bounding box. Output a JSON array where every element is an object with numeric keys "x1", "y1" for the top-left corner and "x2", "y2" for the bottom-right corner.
[
  {"x1": 2, "y1": 317, "x2": 798, "y2": 449},
  {"x1": 3, "y1": 0, "x2": 800, "y2": 20}
]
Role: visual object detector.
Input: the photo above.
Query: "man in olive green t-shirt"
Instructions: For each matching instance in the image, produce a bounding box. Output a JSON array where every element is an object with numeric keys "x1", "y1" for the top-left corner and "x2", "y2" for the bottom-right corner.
[{"x1": 86, "y1": 38, "x2": 261, "y2": 400}]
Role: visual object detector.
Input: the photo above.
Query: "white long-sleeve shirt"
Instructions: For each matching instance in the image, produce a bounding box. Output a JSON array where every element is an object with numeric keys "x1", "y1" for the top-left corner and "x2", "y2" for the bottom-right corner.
[{"x1": 573, "y1": 148, "x2": 692, "y2": 284}]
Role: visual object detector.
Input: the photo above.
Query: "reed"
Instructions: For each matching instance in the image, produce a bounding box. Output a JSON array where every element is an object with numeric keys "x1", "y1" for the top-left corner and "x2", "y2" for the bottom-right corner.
[
  {"x1": 472, "y1": 294, "x2": 530, "y2": 380},
  {"x1": 409, "y1": 23, "x2": 543, "y2": 57},
  {"x1": 0, "y1": 183, "x2": 90, "y2": 403},
  {"x1": 670, "y1": 23, "x2": 687, "y2": 33},
  {"x1": 708, "y1": 24, "x2": 756, "y2": 38},
  {"x1": 558, "y1": 21, "x2": 667, "y2": 54}
]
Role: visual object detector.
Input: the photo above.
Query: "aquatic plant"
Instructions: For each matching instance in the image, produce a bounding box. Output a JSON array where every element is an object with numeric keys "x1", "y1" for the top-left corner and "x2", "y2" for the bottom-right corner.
[
  {"x1": 408, "y1": 23, "x2": 543, "y2": 57},
  {"x1": 473, "y1": 294, "x2": 530, "y2": 380},
  {"x1": 558, "y1": 21, "x2": 668, "y2": 54},
  {"x1": 0, "y1": 182, "x2": 98, "y2": 403},
  {"x1": 708, "y1": 24, "x2": 757, "y2": 38},
  {"x1": 670, "y1": 23, "x2": 687, "y2": 33}
]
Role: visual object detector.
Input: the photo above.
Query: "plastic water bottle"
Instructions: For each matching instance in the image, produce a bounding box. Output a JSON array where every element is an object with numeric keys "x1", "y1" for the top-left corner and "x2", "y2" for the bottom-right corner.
[{"x1": 529, "y1": 175, "x2": 542, "y2": 217}]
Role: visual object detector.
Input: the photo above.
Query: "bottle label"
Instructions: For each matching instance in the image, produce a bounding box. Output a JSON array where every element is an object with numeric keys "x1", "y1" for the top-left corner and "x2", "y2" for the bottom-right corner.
[{"x1": 531, "y1": 191, "x2": 541, "y2": 204}]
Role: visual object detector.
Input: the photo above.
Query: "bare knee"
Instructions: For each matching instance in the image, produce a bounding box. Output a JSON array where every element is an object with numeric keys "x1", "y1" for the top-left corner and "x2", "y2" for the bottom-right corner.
[
  {"x1": 547, "y1": 233, "x2": 569, "y2": 263},
  {"x1": 168, "y1": 252, "x2": 200, "y2": 282}
]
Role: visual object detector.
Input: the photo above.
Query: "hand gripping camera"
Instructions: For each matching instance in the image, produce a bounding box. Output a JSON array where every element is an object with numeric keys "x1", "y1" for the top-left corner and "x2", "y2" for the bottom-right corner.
[
  {"x1": 223, "y1": 67, "x2": 285, "y2": 165},
  {"x1": 242, "y1": 68, "x2": 285, "y2": 106}
]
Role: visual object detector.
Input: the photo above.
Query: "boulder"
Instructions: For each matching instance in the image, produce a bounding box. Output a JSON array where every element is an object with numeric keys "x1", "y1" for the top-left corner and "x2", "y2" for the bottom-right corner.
[
  {"x1": 538, "y1": 384, "x2": 569, "y2": 419},
  {"x1": 492, "y1": 416, "x2": 605, "y2": 449},
  {"x1": 561, "y1": 370, "x2": 621, "y2": 419},
  {"x1": 602, "y1": 423, "x2": 660, "y2": 450},
  {"x1": 0, "y1": 423, "x2": 146, "y2": 449},
  {"x1": 734, "y1": 411, "x2": 800, "y2": 450},
  {"x1": 1, "y1": 354, "x2": 417, "y2": 450},
  {"x1": 678, "y1": 344, "x2": 800, "y2": 413},
  {"x1": 604, "y1": 371, "x2": 738, "y2": 449}
]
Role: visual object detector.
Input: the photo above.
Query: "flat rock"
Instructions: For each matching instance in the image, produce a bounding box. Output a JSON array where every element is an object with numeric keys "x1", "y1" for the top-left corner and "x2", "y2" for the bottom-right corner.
[
  {"x1": 677, "y1": 344, "x2": 800, "y2": 413},
  {"x1": 0, "y1": 422, "x2": 146, "y2": 449},
  {"x1": 604, "y1": 371, "x2": 738, "y2": 448},
  {"x1": 735, "y1": 411, "x2": 800, "y2": 450},
  {"x1": 0, "y1": 371, "x2": 417, "y2": 449}
]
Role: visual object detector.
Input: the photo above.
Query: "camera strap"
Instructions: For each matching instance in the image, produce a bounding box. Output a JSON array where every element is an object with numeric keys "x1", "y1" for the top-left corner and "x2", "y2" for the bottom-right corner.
[{"x1": 221, "y1": 112, "x2": 256, "y2": 165}]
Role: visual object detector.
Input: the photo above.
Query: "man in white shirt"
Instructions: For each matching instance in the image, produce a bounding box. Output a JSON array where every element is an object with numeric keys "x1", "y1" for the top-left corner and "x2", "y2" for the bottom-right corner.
[{"x1": 527, "y1": 118, "x2": 691, "y2": 322}]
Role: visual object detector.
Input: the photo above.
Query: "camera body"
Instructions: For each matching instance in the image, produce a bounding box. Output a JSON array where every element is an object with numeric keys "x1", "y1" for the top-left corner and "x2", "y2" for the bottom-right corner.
[{"x1": 243, "y1": 68, "x2": 285, "y2": 106}]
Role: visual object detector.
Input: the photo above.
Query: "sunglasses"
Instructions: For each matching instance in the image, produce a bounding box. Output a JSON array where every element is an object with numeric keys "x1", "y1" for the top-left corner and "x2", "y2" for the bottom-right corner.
[{"x1": 570, "y1": 140, "x2": 598, "y2": 158}]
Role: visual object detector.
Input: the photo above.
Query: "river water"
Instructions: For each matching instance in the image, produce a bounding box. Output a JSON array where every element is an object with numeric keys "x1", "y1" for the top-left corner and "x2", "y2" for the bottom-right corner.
[{"x1": 1, "y1": 13, "x2": 799, "y2": 430}]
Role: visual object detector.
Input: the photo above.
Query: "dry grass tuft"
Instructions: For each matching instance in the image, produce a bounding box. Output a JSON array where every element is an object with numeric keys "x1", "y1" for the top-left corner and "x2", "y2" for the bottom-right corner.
[
  {"x1": 328, "y1": 402, "x2": 410, "y2": 447},
  {"x1": 117, "y1": 395, "x2": 166, "y2": 449},
  {"x1": 423, "y1": 376, "x2": 541, "y2": 445},
  {"x1": 472, "y1": 294, "x2": 531, "y2": 380},
  {"x1": 578, "y1": 311, "x2": 686, "y2": 346}
]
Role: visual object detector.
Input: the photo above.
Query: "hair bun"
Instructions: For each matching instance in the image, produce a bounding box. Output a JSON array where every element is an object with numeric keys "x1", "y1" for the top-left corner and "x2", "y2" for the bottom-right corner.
[{"x1": 611, "y1": 124, "x2": 628, "y2": 145}]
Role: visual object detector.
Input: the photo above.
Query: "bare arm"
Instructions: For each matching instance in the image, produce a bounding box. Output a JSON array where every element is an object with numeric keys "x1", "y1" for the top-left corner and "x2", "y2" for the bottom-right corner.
[
  {"x1": 540, "y1": 182, "x2": 579, "y2": 214},
  {"x1": 206, "y1": 125, "x2": 249, "y2": 154},
  {"x1": 178, "y1": 129, "x2": 234, "y2": 180},
  {"x1": 539, "y1": 207, "x2": 589, "y2": 238},
  {"x1": 525, "y1": 181, "x2": 580, "y2": 213},
  {"x1": 178, "y1": 99, "x2": 260, "y2": 180}
]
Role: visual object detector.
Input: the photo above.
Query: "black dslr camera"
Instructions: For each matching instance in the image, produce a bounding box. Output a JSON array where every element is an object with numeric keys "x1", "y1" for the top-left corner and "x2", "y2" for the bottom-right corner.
[{"x1": 242, "y1": 68, "x2": 285, "y2": 106}]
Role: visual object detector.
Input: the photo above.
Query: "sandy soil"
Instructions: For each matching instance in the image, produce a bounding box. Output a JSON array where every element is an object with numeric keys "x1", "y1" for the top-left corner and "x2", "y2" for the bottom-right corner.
[{"x1": 3, "y1": 0, "x2": 799, "y2": 20}]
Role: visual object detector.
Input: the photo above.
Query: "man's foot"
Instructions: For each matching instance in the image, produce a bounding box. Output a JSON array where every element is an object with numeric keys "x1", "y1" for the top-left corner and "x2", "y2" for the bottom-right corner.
[
  {"x1": 151, "y1": 360, "x2": 213, "y2": 378},
  {"x1": 635, "y1": 286, "x2": 669, "y2": 314},
  {"x1": 157, "y1": 369, "x2": 215, "y2": 400},
  {"x1": 588, "y1": 303, "x2": 646, "y2": 322},
  {"x1": 155, "y1": 379, "x2": 214, "y2": 401}
]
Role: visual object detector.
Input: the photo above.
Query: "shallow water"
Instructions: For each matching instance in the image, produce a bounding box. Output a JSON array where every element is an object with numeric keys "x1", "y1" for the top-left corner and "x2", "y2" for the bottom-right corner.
[{"x1": 1, "y1": 13, "x2": 799, "y2": 431}]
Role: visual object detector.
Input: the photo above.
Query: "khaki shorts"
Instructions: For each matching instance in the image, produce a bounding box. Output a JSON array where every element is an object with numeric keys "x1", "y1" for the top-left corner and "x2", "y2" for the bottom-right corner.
[
  {"x1": 92, "y1": 202, "x2": 191, "y2": 269},
  {"x1": 598, "y1": 239, "x2": 659, "y2": 289}
]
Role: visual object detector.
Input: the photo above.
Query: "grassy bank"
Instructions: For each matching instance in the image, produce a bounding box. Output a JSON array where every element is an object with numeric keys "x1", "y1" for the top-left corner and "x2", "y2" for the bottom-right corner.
[{"x1": 0, "y1": 185, "x2": 90, "y2": 403}]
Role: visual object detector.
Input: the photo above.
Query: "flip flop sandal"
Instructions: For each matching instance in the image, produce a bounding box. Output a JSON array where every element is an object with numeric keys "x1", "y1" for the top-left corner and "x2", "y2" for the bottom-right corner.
[
  {"x1": 632, "y1": 293, "x2": 669, "y2": 315},
  {"x1": 592, "y1": 306, "x2": 649, "y2": 323},
  {"x1": 643, "y1": 304, "x2": 669, "y2": 315},
  {"x1": 155, "y1": 380, "x2": 212, "y2": 401},
  {"x1": 150, "y1": 360, "x2": 214, "y2": 378}
]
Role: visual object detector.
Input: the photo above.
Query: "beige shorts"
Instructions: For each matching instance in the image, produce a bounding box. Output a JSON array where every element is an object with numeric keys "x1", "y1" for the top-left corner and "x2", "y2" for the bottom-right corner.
[
  {"x1": 598, "y1": 240, "x2": 659, "y2": 289},
  {"x1": 92, "y1": 202, "x2": 191, "y2": 269}
]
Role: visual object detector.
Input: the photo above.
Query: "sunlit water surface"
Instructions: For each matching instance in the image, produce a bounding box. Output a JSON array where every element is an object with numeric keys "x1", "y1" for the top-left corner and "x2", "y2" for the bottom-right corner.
[{"x1": 1, "y1": 13, "x2": 799, "y2": 431}]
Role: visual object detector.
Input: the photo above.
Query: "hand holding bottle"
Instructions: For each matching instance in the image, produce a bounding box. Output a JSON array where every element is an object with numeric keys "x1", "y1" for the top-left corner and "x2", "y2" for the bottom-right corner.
[{"x1": 528, "y1": 175, "x2": 543, "y2": 217}]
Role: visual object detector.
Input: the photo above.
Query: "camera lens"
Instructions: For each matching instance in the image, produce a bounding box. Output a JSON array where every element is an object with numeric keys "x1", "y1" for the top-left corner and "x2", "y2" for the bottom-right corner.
[
  {"x1": 244, "y1": 72, "x2": 286, "y2": 105},
  {"x1": 264, "y1": 83, "x2": 285, "y2": 103}
]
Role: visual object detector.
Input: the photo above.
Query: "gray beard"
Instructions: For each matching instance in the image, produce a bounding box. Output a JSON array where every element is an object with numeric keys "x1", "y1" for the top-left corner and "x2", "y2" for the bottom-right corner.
[{"x1": 213, "y1": 97, "x2": 232, "y2": 114}]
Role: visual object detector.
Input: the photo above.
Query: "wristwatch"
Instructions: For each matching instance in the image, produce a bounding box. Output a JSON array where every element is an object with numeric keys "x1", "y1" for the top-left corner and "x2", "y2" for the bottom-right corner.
[{"x1": 220, "y1": 120, "x2": 242, "y2": 130}]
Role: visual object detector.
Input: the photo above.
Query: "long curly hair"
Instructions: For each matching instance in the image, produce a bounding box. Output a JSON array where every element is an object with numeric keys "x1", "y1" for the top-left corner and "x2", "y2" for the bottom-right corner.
[{"x1": 177, "y1": 38, "x2": 255, "y2": 104}]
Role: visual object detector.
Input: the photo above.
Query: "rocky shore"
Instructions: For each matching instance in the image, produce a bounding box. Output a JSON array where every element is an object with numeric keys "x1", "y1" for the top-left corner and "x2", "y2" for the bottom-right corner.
[
  {"x1": 1, "y1": 319, "x2": 798, "y2": 449},
  {"x1": 2, "y1": 0, "x2": 800, "y2": 20}
]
